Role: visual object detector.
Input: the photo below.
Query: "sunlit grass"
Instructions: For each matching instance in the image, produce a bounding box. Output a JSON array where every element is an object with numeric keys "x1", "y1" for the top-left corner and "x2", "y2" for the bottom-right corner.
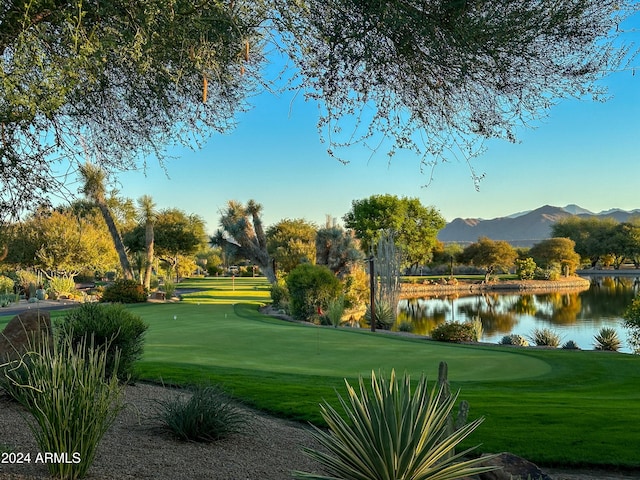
[{"x1": 2, "y1": 277, "x2": 640, "y2": 468}]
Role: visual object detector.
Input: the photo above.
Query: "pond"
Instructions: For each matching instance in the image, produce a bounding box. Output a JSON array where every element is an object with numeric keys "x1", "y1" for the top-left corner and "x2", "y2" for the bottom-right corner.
[{"x1": 396, "y1": 275, "x2": 640, "y2": 353}]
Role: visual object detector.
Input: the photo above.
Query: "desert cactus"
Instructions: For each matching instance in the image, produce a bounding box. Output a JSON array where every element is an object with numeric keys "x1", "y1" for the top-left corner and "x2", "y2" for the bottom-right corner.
[{"x1": 437, "y1": 361, "x2": 470, "y2": 457}]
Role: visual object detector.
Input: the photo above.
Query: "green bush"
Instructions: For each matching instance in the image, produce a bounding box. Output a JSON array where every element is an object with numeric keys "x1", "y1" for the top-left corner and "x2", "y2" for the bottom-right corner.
[
  {"x1": 101, "y1": 279, "x2": 148, "y2": 303},
  {"x1": 622, "y1": 294, "x2": 640, "y2": 354},
  {"x1": 528, "y1": 328, "x2": 561, "y2": 347},
  {"x1": 562, "y1": 340, "x2": 580, "y2": 350},
  {"x1": 162, "y1": 279, "x2": 176, "y2": 298},
  {"x1": 500, "y1": 334, "x2": 530, "y2": 347},
  {"x1": 515, "y1": 257, "x2": 537, "y2": 280},
  {"x1": 270, "y1": 279, "x2": 289, "y2": 309},
  {"x1": 48, "y1": 275, "x2": 76, "y2": 298},
  {"x1": 285, "y1": 264, "x2": 342, "y2": 321},
  {"x1": 430, "y1": 321, "x2": 477, "y2": 343},
  {"x1": 56, "y1": 303, "x2": 148, "y2": 381},
  {"x1": 153, "y1": 385, "x2": 246, "y2": 442},
  {"x1": 0, "y1": 275, "x2": 14, "y2": 294},
  {"x1": 292, "y1": 369, "x2": 497, "y2": 480},
  {"x1": 2, "y1": 336, "x2": 124, "y2": 480},
  {"x1": 593, "y1": 327, "x2": 621, "y2": 351}
]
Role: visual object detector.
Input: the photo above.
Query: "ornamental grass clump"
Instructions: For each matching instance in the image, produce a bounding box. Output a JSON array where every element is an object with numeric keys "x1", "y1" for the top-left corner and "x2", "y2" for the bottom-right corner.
[
  {"x1": 153, "y1": 384, "x2": 246, "y2": 442},
  {"x1": 2, "y1": 336, "x2": 124, "y2": 480},
  {"x1": 293, "y1": 369, "x2": 497, "y2": 480}
]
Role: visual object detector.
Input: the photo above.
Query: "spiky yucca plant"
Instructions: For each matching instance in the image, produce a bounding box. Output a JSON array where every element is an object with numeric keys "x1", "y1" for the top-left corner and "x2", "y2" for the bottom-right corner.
[
  {"x1": 293, "y1": 369, "x2": 497, "y2": 480},
  {"x1": 594, "y1": 327, "x2": 621, "y2": 351}
]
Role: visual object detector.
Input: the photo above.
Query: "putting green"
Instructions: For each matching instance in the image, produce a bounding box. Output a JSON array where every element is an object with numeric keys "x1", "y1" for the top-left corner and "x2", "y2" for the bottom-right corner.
[{"x1": 127, "y1": 301, "x2": 550, "y2": 383}]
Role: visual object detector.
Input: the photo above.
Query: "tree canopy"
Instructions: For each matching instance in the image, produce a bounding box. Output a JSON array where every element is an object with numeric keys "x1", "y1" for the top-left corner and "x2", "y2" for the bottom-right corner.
[
  {"x1": 343, "y1": 194, "x2": 445, "y2": 269},
  {"x1": 459, "y1": 237, "x2": 517, "y2": 282},
  {"x1": 210, "y1": 199, "x2": 276, "y2": 283},
  {"x1": 266, "y1": 218, "x2": 318, "y2": 274},
  {"x1": 1, "y1": 0, "x2": 636, "y2": 218},
  {"x1": 529, "y1": 237, "x2": 581, "y2": 276}
]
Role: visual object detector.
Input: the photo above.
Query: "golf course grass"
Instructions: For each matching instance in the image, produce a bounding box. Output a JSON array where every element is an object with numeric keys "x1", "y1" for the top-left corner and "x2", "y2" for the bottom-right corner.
[{"x1": 2, "y1": 276, "x2": 640, "y2": 469}]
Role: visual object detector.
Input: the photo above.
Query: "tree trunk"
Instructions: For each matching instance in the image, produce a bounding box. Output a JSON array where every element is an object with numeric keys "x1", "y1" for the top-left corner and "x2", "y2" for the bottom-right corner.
[
  {"x1": 98, "y1": 203, "x2": 134, "y2": 280},
  {"x1": 143, "y1": 222, "x2": 154, "y2": 289}
]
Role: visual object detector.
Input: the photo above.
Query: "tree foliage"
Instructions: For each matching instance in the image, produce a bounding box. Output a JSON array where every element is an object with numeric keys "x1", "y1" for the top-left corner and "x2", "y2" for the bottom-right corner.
[
  {"x1": 529, "y1": 237, "x2": 581, "y2": 276},
  {"x1": 285, "y1": 263, "x2": 342, "y2": 321},
  {"x1": 124, "y1": 208, "x2": 206, "y2": 277},
  {"x1": 459, "y1": 237, "x2": 517, "y2": 282},
  {"x1": 0, "y1": 0, "x2": 261, "y2": 219},
  {"x1": 2, "y1": 207, "x2": 118, "y2": 276},
  {"x1": 343, "y1": 194, "x2": 445, "y2": 269},
  {"x1": 1, "y1": 0, "x2": 635, "y2": 219},
  {"x1": 266, "y1": 218, "x2": 317, "y2": 274},
  {"x1": 274, "y1": 0, "x2": 635, "y2": 171},
  {"x1": 552, "y1": 216, "x2": 640, "y2": 269},
  {"x1": 315, "y1": 225, "x2": 363, "y2": 278},
  {"x1": 210, "y1": 200, "x2": 276, "y2": 283}
]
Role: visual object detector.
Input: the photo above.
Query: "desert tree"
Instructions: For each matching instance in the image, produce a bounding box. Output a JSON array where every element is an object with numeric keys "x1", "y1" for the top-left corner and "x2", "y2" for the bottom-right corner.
[
  {"x1": 79, "y1": 163, "x2": 134, "y2": 280},
  {"x1": 266, "y1": 218, "x2": 318, "y2": 274},
  {"x1": 210, "y1": 200, "x2": 276, "y2": 283},
  {"x1": 273, "y1": 0, "x2": 637, "y2": 179},
  {"x1": 0, "y1": 0, "x2": 264, "y2": 220},
  {"x1": 459, "y1": 237, "x2": 518, "y2": 282},
  {"x1": 1, "y1": 0, "x2": 636, "y2": 220}
]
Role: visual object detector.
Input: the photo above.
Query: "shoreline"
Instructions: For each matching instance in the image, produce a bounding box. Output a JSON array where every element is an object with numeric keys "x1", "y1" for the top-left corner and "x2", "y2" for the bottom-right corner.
[{"x1": 400, "y1": 276, "x2": 592, "y2": 297}]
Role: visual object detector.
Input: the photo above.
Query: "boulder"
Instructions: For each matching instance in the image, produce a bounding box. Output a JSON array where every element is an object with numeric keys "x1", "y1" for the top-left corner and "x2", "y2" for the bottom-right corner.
[
  {"x1": 468, "y1": 452, "x2": 553, "y2": 480},
  {"x1": 0, "y1": 310, "x2": 52, "y2": 363}
]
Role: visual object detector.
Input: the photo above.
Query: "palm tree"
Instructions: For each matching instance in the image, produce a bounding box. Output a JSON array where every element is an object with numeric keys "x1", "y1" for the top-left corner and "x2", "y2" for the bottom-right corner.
[
  {"x1": 78, "y1": 163, "x2": 134, "y2": 280},
  {"x1": 137, "y1": 195, "x2": 157, "y2": 290}
]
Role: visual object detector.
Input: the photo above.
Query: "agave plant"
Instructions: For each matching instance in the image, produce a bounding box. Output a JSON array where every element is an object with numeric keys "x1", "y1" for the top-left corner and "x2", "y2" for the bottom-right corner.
[
  {"x1": 293, "y1": 369, "x2": 497, "y2": 480},
  {"x1": 594, "y1": 327, "x2": 621, "y2": 351},
  {"x1": 528, "y1": 328, "x2": 561, "y2": 347}
]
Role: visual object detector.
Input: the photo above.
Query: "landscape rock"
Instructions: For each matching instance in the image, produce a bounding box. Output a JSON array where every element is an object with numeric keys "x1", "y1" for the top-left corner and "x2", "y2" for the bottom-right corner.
[
  {"x1": 0, "y1": 310, "x2": 52, "y2": 362},
  {"x1": 465, "y1": 452, "x2": 553, "y2": 480}
]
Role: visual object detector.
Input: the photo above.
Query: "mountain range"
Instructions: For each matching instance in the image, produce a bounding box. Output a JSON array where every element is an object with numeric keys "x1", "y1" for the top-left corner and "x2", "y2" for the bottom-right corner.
[{"x1": 437, "y1": 204, "x2": 640, "y2": 247}]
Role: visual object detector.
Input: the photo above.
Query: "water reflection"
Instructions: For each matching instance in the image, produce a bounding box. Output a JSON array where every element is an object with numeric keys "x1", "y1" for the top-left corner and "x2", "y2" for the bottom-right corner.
[{"x1": 395, "y1": 276, "x2": 640, "y2": 352}]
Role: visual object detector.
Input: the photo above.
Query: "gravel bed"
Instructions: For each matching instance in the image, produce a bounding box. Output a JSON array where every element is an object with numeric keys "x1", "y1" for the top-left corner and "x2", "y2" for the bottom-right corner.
[{"x1": 0, "y1": 383, "x2": 323, "y2": 480}]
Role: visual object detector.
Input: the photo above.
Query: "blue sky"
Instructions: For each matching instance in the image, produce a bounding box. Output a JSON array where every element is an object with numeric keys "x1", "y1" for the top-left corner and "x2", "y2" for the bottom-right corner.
[{"x1": 111, "y1": 16, "x2": 640, "y2": 235}]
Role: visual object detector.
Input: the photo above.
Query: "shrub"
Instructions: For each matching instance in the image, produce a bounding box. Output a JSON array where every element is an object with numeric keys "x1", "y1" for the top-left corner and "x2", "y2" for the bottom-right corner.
[
  {"x1": 285, "y1": 264, "x2": 342, "y2": 321},
  {"x1": 397, "y1": 320, "x2": 413, "y2": 332},
  {"x1": 2, "y1": 336, "x2": 124, "y2": 480},
  {"x1": 500, "y1": 334, "x2": 529, "y2": 347},
  {"x1": 48, "y1": 275, "x2": 76, "y2": 298},
  {"x1": 529, "y1": 328, "x2": 561, "y2": 347},
  {"x1": 292, "y1": 369, "x2": 497, "y2": 480},
  {"x1": 270, "y1": 279, "x2": 289, "y2": 309},
  {"x1": 430, "y1": 321, "x2": 477, "y2": 343},
  {"x1": 0, "y1": 275, "x2": 14, "y2": 294},
  {"x1": 162, "y1": 279, "x2": 176, "y2": 298},
  {"x1": 326, "y1": 295, "x2": 345, "y2": 328},
  {"x1": 0, "y1": 293, "x2": 18, "y2": 307},
  {"x1": 56, "y1": 303, "x2": 148, "y2": 381},
  {"x1": 515, "y1": 257, "x2": 537, "y2": 280},
  {"x1": 101, "y1": 279, "x2": 148, "y2": 303},
  {"x1": 364, "y1": 299, "x2": 396, "y2": 330},
  {"x1": 153, "y1": 385, "x2": 246, "y2": 442},
  {"x1": 594, "y1": 327, "x2": 621, "y2": 351},
  {"x1": 533, "y1": 266, "x2": 561, "y2": 281},
  {"x1": 562, "y1": 340, "x2": 580, "y2": 350},
  {"x1": 622, "y1": 294, "x2": 640, "y2": 354}
]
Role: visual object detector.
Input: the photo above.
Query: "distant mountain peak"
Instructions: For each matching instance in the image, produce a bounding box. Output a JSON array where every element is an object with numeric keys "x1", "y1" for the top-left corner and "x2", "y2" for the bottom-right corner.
[
  {"x1": 562, "y1": 204, "x2": 594, "y2": 215},
  {"x1": 438, "y1": 204, "x2": 639, "y2": 247}
]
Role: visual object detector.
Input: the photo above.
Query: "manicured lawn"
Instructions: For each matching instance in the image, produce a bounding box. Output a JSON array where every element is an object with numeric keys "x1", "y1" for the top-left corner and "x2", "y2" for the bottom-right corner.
[{"x1": 2, "y1": 276, "x2": 639, "y2": 469}]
